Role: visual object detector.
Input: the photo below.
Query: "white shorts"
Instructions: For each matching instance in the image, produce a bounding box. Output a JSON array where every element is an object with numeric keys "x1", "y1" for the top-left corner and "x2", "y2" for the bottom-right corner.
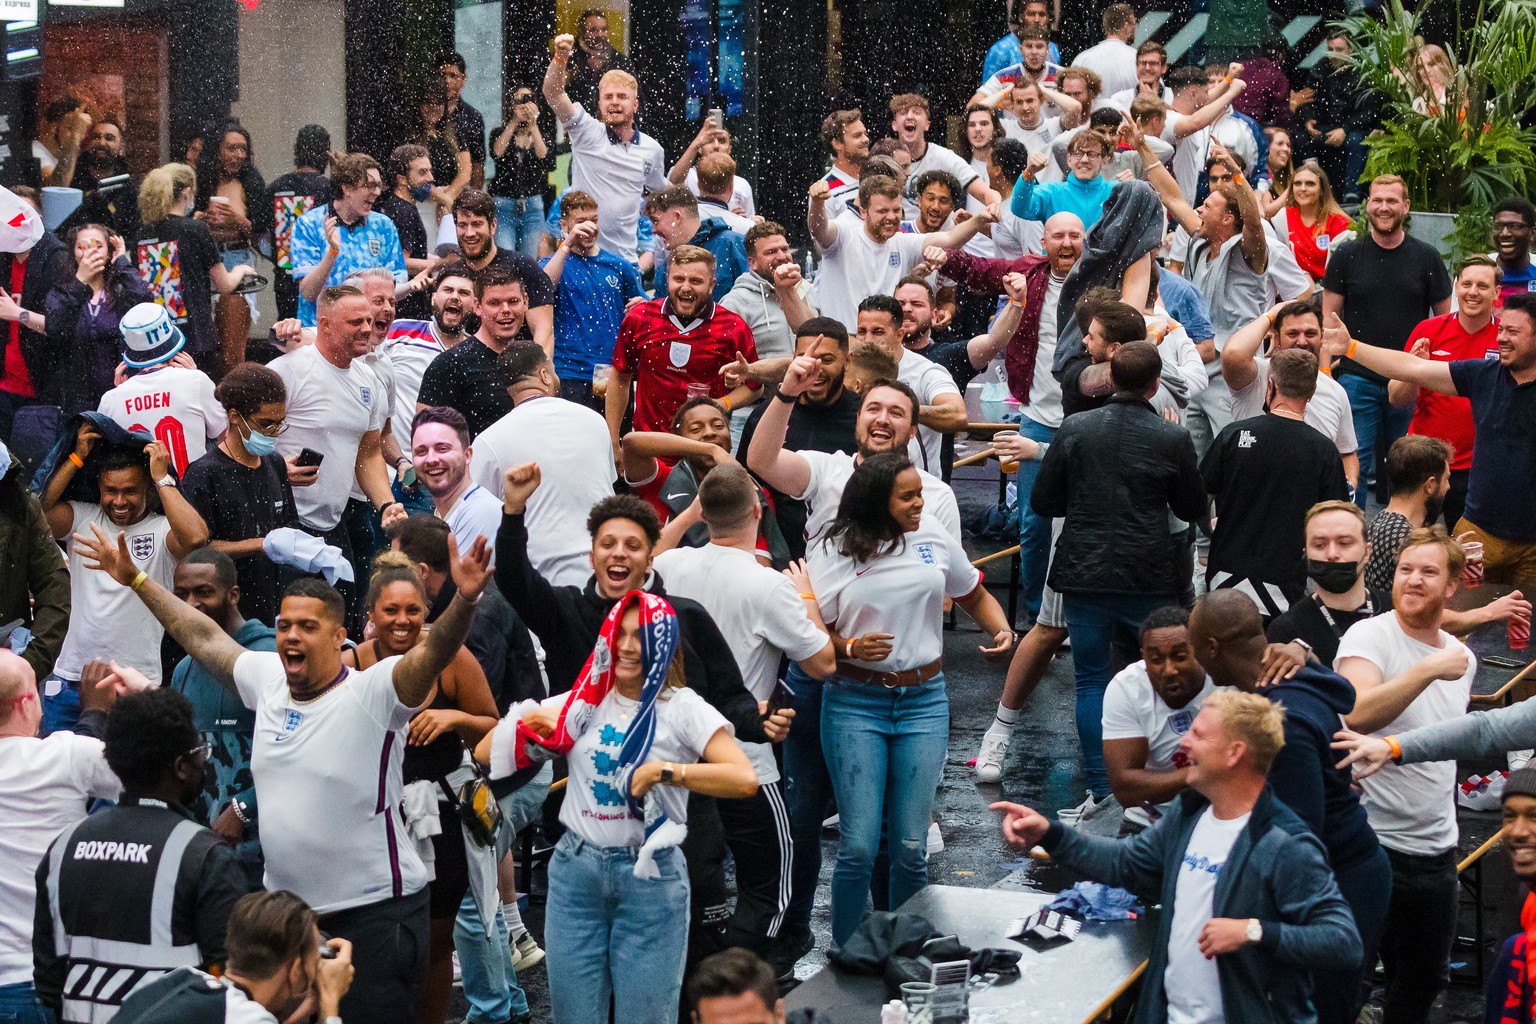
[{"x1": 1038, "y1": 518, "x2": 1066, "y2": 629}]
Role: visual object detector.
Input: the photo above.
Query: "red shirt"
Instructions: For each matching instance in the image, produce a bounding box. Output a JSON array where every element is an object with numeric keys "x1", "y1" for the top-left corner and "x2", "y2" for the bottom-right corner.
[
  {"x1": 1406, "y1": 311, "x2": 1498, "y2": 470},
  {"x1": 612, "y1": 298, "x2": 758, "y2": 434},
  {"x1": 1, "y1": 258, "x2": 33, "y2": 397}
]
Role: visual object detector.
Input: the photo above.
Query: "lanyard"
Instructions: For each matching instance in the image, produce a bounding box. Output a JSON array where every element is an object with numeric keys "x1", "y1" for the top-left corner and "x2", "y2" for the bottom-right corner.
[{"x1": 1315, "y1": 592, "x2": 1372, "y2": 639}]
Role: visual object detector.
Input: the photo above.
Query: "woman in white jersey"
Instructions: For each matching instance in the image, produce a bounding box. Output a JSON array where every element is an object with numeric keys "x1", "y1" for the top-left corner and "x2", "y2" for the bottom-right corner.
[
  {"x1": 806, "y1": 452, "x2": 1015, "y2": 944},
  {"x1": 344, "y1": 553, "x2": 498, "y2": 1024},
  {"x1": 478, "y1": 590, "x2": 756, "y2": 1024}
]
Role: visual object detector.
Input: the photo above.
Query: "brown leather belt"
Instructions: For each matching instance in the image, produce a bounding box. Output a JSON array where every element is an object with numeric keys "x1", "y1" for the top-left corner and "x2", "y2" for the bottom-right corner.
[{"x1": 834, "y1": 658, "x2": 943, "y2": 688}]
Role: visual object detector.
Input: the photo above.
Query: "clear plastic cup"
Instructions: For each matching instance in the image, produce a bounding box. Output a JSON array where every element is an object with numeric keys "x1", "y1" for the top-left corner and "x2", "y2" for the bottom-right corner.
[
  {"x1": 1463, "y1": 541, "x2": 1485, "y2": 588},
  {"x1": 591, "y1": 363, "x2": 612, "y2": 398},
  {"x1": 687, "y1": 382, "x2": 711, "y2": 401},
  {"x1": 900, "y1": 981, "x2": 937, "y2": 1024},
  {"x1": 994, "y1": 429, "x2": 1021, "y2": 474}
]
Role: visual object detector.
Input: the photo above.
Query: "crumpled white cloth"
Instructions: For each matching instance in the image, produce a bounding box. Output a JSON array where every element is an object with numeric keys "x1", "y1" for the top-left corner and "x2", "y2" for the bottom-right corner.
[
  {"x1": 401, "y1": 779, "x2": 442, "y2": 881},
  {"x1": 262, "y1": 528, "x2": 355, "y2": 584}
]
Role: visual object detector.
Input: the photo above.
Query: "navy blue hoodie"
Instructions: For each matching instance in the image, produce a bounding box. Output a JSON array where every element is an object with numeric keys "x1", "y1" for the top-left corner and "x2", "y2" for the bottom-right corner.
[{"x1": 1263, "y1": 663, "x2": 1381, "y2": 872}]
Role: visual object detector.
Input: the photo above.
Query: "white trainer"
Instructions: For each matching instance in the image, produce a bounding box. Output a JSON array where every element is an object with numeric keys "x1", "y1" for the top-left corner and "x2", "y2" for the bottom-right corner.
[{"x1": 974, "y1": 731, "x2": 1011, "y2": 783}]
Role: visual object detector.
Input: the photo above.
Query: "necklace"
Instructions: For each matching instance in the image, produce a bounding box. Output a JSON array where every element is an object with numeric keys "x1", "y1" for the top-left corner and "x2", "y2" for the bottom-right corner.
[{"x1": 290, "y1": 666, "x2": 348, "y2": 704}]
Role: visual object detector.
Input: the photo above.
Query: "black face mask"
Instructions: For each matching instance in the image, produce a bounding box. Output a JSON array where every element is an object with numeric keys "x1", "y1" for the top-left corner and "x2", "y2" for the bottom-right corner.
[{"x1": 1307, "y1": 558, "x2": 1360, "y2": 595}]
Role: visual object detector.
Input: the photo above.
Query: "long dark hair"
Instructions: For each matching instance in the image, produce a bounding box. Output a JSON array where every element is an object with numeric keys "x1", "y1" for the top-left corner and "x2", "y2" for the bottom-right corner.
[
  {"x1": 194, "y1": 119, "x2": 271, "y2": 239},
  {"x1": 821, "y1": 451, "x2": 914, "y2": 563},
  {"x1": 59, "y1": 221, "x2": 113, "y2": 285}
]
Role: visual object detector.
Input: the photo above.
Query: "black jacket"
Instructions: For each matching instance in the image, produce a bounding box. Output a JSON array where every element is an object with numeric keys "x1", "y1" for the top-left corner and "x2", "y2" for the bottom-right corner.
[
  {"x1": 1306, "y1": 60, "x2": 1381, "y2": 135},
  {"x1": 494, "y1": 511, "x2": 768, "y2": 743},
  {"x1": 0, "y1": 232, "x2": 66, "y2": 391},
  {"x1": 425, "y1": 577, "x2": 541, "y2": 713},
  {"x1": 1030, "y1": 393, "x2": 1206, "y2": 596}
]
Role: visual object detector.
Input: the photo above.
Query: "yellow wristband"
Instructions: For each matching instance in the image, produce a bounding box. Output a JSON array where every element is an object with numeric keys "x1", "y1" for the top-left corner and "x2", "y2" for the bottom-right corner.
[
  {"x1": 721, "y1": 396, "x2": 732, "y2": 411},
  {"x1": 130, "y1": 571, "x2": 148, "y2": 592},
  {"x1": 799, "y1": 592, "x2": 816, "y2": 600},
  {"x1": 68, "y1": 452, "x2": 84, "y2": 469},
  {"x1": 1345, "y1": 339, "x2": 1359, "y2": 361}
]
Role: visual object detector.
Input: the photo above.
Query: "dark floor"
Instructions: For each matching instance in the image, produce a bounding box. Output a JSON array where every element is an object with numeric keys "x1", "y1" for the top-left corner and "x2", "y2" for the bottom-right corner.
[{"x1": 455, "y1": 461, "x2": 1529, "y2": 1024}]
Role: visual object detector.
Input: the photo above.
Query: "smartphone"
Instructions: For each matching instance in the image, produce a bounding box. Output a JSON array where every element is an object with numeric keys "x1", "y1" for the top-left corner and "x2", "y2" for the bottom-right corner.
[
  {"x1": 319, "y1": 943, "x2": 337, "y2": 960},
  {"x1": 765, "y1": 679, "x2": 796, "y2": 717},
  {"x1": 709, "y1": 107, "x2": 724, "y2": 128},
  {"x1": 1485, "y1": 656, "x2": 1528, "y2": 670},
  {"x1": 295, "y1": 447, "x2": 325, "y2": 468}
]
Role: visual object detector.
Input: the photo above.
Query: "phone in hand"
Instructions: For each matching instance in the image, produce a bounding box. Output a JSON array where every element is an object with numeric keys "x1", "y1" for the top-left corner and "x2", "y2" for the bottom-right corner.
[
  {"x1": 295, "y1": 447, "x2": 325, "y2": 468},
  {"x1": 765, "y1": 679, "x2": 796, "y2": 717}
]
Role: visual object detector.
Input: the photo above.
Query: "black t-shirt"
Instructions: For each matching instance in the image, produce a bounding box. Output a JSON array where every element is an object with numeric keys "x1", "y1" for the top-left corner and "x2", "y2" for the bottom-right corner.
[
  {"x1": 448, "y1": 99, "x2": 488, "y2": 168},
  {"x1": 181, "y1": 447, "x2": 298, "y2": 626},
  {"x1": 1202, "y1": 414, "x2": 1351, "y2": 604},
  {"x1": 1268, "y1": 587, "x2": 1391, "y2": 667},
  {"x1": 737, "y1": 389, "x2": 860, "y2": 559},
  {"x1": 417, "y1": 336, "x2": 514, "y2": 438},
  {"x1": 1322, "y1": 234, "x2": 1452, "y2": 384},
  {"x1": 266, "y1": 170, "x2": 333, "y2": 318},
  {"x1": 375, "y1": 193, "x2": 429, "y2": 261},
  {"x1": 1058, "y1": 351, "x2": 1108, "y2": 419},
  {"x1": 477, "y1": 248, "x2": 557, "y2": 309},
  {"x1": 912, "y1": 338, "x2": 981, "y2": 389},
  {"x1": 132, "y1": 216, "x2": 219, "y2": 357},
  {"x1": 488, "y1": 134, "x2": 554, "y2": 200}
]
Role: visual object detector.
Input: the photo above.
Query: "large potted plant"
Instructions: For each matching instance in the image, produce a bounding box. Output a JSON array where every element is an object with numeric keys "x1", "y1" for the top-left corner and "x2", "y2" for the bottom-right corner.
[{"x1": 1336, "y1": 0, "x2": 1536, "y2": 259}]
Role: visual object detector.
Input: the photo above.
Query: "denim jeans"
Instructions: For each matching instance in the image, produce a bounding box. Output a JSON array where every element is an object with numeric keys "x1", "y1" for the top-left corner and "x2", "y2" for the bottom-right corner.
[
  {"x1": 1014, "y1": 417, "x2": 1057, "y2": 619},
  {"x1": 1378, "y1": 847, "x2": 1459, "y2": 1024},
  {"x1": 454, "y1": 765, "x2": 549, "y2": 1024},
  {"x1": 40, "y1": 675, "x2": 79, "y2": 737},
  {"x1": 0, "y1": 982, "x2": 52, "y2": 1024},
  {"x1": 820, "y1": 675, "x2": 949, "y2": 946},
  {"x1": 781, "y1": 663, "x2": 831, "y2": 936},
  {"x1": 1339, "y1": 374, "x2": 1411, "y2": 509},
  {"x1": 545, "y1": 833, "x2": 689, "y2": 1024},
  {"x1": 495, "y1": 196, "x2": 546, "y2": 259},
  {"x1": 1317, "y1": 845, "x2": 1392, "y2": 1024},
  {"x1": 1061, "y1": 593, "x2": 1175, "y2": 799},
  {"x1": 1344, "y1": 131, "x2": 1369, "y2": 199}
]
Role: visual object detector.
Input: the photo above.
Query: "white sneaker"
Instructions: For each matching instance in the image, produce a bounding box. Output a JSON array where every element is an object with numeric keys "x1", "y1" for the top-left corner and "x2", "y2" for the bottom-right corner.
[
  {"x1": 451, "y1": 950, "x2": 462, "y2": 985},
  {"x1": 511, "y1": 932, "x2": 545, "y2": 971},
  {"x1": 927, "y1": 821, "x2": 944, "y2": 854},
  {"x1": 974, "y1": 730, "x2": 1011, "y2": 783},
  {"x1": 1057, "y1": 791, "x2": 1099, "y2": 825},
  {"x1": 822, "y1": 813, "x2": 840, "y2": 830}
]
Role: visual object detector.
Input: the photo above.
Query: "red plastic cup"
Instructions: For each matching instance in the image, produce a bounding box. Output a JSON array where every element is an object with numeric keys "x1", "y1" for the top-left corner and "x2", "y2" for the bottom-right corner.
[
  {"x1": 1464, "y1": 541, "x2": 1485, "y2": 588},
  {"x1": 1511, "y1": 615, "x2": 1531, "y2": 651}
]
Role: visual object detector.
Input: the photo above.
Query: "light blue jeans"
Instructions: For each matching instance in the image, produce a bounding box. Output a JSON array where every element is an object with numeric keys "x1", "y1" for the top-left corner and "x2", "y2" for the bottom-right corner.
[
  {"x1": 820, "y1": 675, "x2": 949, "y2": 945},
  {"x1": 1340, "y1": 373, "x2": 1411, "y2": 508},
  {"x1": 0, "y1": 982, "x2": 52, "y2": 1024},
  {"x1": 453, "y1": 765, "x2": 551, "y2": 1024},
  {"x1": 494, "y1": 195, "x2": 546, "y2": 258},
  {"x1": 545, "y1": 833, "x2": 689, "y2": 1024},
  {"x1": 40, "y1": 675, "x2": 79, "y2": 737}
]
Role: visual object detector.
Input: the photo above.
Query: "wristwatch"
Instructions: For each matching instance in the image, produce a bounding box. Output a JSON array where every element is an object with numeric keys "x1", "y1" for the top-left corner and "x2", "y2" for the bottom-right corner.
[
  {"x1": 155, "y1": 473, "x2": 178, "y2": 489},
  {"x1": 18, "y1": 309, "x2": 30, "y2": 325},
  {"x1": 659, "y1": 763, "x2": 676, "y2": 786},
  {"x1": 1245, "y1": 918, "x2": 1263, "y2": 943}
]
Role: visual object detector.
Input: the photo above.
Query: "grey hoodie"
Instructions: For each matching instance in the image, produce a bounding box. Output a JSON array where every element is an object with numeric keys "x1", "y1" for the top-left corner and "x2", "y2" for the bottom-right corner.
[{"x1": 718, "y1": 270, "x2": 818, "y2": 361}]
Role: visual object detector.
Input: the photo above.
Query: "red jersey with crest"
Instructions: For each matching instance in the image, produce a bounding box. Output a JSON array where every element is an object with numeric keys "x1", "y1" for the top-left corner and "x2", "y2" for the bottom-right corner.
[{"x1": 611, "y1": 298, "x2": 758, "y2": 434}]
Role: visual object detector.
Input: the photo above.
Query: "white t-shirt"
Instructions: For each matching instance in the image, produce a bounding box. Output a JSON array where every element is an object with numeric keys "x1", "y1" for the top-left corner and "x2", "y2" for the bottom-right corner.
[
  {"x1": 98, "y1": 366, "x2": 227, "y2": 477},
  {"x1": 796, "y1": 449, "x2": 962, "y2": 549},
  {"x1": 907, "y1": 142, "x2": 979, "y2": 197},
  {"x1": 897, "y1": 348, "x2": 962, "y2": 475},
  {"x1": 351, "y1": 349, "x2": 398, "y2": 502},
  {"x1": 815, "y1": 213, "x2": 929, "y2": 332},
  {"x1": 1162, "y1": 114, "x2": 1212, "y2": 204},
  {"x1": 468, "y1": 396, "x2": 615, "y2": 587},
  {"x1": 1164, "y1": 807, "x2": 1250, "y2": 1024},
  {"x1": 1335, "y1": 613, "x2": 1476, "y2": 855},
  {"x1": 545, "y1": 686, "x2": 730, "y2": 847},
  {"x1": 808, "y1": 519, "x2": 980, "y2": 672},
  {"x1": 563, "y1": 104, "x2": 669, "y2": 263},
  {"x1": 1026, "y1": 273, "x2": 1067, "y2": 428},
  {"x1": 1210, "y1": 113, "x2": 1258, "y2": 177},
  {"x1": 56, "y1": 503, "x2": 177, "y2": 683},
  {"x1": 990, "y1": 207, "x2": 1044, "y2": 261},
  {"x1": 441, "y1": 483, "x2": 503, "y2": 564},
  {"x1": 684, "y1": 167, "x2": 756, "y2": 217},
  {"x1": 653, "y1": 544, "x2": 828, "y2": 785},
  {"x1": 1002, "y1": 115, "x2": 1064, "y2": 158},
  {"x1": 384, "y1": 321, "x2": 451, "y2": 453},
  {"x1": 269, "y1": 345, "x2": 387, "y2": 532},
  {"x1": 1101, "y1": 662, "x2": 1219, "y2": 828},
  {"x1": 0, "y1": 733, "x2": 121, "y2": 985},
  {"x1": 1107, "y1": 85, "x2": 1175, "y2": 111},
  {"x1": 1072, "y1": 38, "x2": 1139, "y2": 99},
  {"x1": 1227, "y1": 360, "x2": 1360, "y2": 455},
  {"x1": 234, "y1": 651, "x2": 429, "y2": 912}
]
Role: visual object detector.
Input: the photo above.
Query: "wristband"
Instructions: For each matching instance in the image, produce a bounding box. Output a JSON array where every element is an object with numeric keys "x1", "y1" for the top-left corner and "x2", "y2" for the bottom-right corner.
[
  {"x1": 130, "y1": 571, "x2": 148, "y2": 592},
  {"x1": 721, "y1": 396, "x2": 732, "y2": 411},
  {"x1": 845, "y1": 638, "x2": 856, "y2": 658},
  {"x1": 1345, "y1": 339, "x2": 1359, "y2": 361},
  {"x1": 553, "y1": 53, "x2": 568, "y2": 64},
  {"x1": 1384, "y1": 735, "x2": 1403, "y2": 763},
  {"x1": 68, "y1": 452, "x2": 85, "y2": 469},
  {"x1": 1008, "y1": 298, "x2": 1027, "y2": 309},
  {"x1": 774, "y1": 390, "x2": 797, "y2": 404},
  {"x1": 229, "y1": 799, "x2": 250, "y2": 825},
  {"x1": 327, "y1": 246, "x2": 340, "y2": 257},
  {"x1": 799, "y1": 592, "x2": 815, "y2": 600}
]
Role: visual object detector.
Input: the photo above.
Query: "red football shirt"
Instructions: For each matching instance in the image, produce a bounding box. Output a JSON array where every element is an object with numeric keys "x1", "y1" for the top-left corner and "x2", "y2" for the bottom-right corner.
[
  {"x1": 1406, "y1": 312, "x2": 1498, "y2": 470},
  {"x1": 612, "y1": 298, "x2": 758, "y2": 434}
]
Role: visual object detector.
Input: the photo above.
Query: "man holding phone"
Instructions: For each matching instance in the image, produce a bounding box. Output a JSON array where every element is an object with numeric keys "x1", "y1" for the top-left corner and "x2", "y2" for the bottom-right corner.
[{"x1": 651, "y1": 462, "x2": 835, "y2": 974}]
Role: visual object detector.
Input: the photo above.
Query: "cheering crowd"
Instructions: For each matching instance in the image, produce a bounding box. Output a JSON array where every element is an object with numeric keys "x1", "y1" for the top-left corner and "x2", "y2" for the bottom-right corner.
[{"x1": 4, "y1": 4, "x2": 1536, "y2": 1023}]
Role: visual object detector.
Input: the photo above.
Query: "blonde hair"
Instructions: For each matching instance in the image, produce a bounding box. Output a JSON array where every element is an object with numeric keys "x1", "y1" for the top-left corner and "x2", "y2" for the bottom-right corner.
[
  {"x1": 1202, "y1": 689, "x2": 1286, "y2": 773},
  {"x1": 138, "y1": 162, "x2": 195, "y2": 224},
  {"x1": 599, "y1": 68, "x2": 638, "y2": 95}
]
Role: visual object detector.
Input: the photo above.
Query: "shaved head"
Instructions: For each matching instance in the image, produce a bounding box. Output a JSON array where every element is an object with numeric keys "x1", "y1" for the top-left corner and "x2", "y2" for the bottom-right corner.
[
  {"x1": 1188, "y1": 590, "x2": 1269, "y2": 691},
  {"x1": 0, "y1": 651, "x2": 39, "y2": 731},
  {"x1": 1042, "y1": 211, "x2": 1086, "y2": 236}
]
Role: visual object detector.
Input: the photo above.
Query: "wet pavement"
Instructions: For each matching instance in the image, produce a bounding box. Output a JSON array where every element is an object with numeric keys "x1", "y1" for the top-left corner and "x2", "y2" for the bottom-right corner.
[{"x1": 459, "y1": 464, "x2": 1528, "y2": 1023}]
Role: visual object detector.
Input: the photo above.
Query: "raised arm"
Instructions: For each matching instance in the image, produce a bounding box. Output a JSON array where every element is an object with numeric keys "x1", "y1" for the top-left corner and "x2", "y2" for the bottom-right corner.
[
  {"x1": 543, "y1": 36, "x2": 578, "y2": 123},
  {"x1": 744, "y1": 356, "x2": 819, "y2": 498},
  {"x1": 1337, "y1": 643, "x2": 1470, "y2": 733},
  {"x1": 1041, "y1": 85, "x2": 1085, "y2": 129},
  {"x1": 41, "y1": 421, "x2": 96, "y2": 540},
  {"x1": 1216, "y1": 143, "x2": 1268, "y2": 272},
  {"x1": 1220, "y1": 303, "x2": 1286, "y2": 393},
  {"x1": 1319, "y1": 313, "x2": 1458, "y2": 395},
  {"x1": 148, "y1": 442, "x2": 210, "y2": 559},
  {"x1": 1173, "y1": 67, "x2": 1246, "y2": 139},
  {"x1": 923, "y1": 203, "x2": 997, "y2": 251},
  {"x1": 967, "y1": 274, "x2": 1028, "y2": 369},
  {"x1": 771, "y1": 263, "x2": 816, "y2": 332},
  {"x1": 621, "y1": 431, "x2": 733, "y2": 483},
  {"x1": 298, "y1": 215, "x2": 341, "y2": 304},
  {"x1": 1126, "y1": 116, "x2": 1201, "y2": 233},
  {"x1": 806, "y1": 180, "x2": 838, "y2": 251},
  {"x1": 72, "y1": 523, "x2": 246, "y2": 693},
  {"x1": 391, "y1": 535, "x2": 492, "y2": 707}
]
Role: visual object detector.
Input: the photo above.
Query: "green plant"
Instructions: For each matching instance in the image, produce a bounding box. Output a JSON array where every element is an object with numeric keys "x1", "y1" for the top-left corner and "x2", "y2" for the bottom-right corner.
[{"x1": 1336, "y1": 0, "x2": 1536, "y2": 212}]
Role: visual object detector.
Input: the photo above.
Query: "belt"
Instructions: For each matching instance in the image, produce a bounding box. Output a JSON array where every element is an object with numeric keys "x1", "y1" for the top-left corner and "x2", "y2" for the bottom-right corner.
[{"x1": 834, "y1": 658, "x2": 942, "y2": 688}]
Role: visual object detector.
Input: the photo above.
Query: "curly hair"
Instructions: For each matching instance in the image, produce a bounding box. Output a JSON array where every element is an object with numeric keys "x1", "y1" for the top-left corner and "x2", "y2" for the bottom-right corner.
[
  {"x1": 104, "y1": 689, "x2": 201, "y2": 792},
  {"x1": 586, "y1": 494, "x2": 661, "y2": 546}
]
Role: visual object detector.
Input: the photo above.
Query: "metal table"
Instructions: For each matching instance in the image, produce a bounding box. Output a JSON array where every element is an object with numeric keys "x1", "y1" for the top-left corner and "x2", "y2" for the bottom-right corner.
[{"x1": 785, "y1": 885, "x2": 1156, "y2": 1023}]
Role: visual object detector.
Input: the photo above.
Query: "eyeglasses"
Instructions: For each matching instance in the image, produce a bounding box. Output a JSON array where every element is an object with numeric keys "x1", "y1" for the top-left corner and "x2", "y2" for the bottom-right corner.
[
  {"x1": 239, "y1": 410, "x2": 287, "y2": 436},
  {"x1": 183, "y1": 741, "x2": 211, "y2": 762}
]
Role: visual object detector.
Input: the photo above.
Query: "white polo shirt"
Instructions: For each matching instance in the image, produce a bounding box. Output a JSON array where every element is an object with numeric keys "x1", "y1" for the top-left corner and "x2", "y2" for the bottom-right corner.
[
  {"x1": 653, "y1": 544, "x2": 829, "y2": 785},
  {"x1": 469, "y1": 395, "x2": 615, "y2": 587},
  {"x1": 234, "y1": 651, "x2": 429, "y2": 913},
  {"x1": 562, "y1": 104, "x2": 668, "y2": 263},
  {"x1": 1101, "y1": 661, "x2": 1219, "y2": 828},
  {"x1": 441, "y1": 483, "x2": 503, "y2": 564},
  {"x1": 795, "y1": 449, "x2": 962, "y2": 549}
]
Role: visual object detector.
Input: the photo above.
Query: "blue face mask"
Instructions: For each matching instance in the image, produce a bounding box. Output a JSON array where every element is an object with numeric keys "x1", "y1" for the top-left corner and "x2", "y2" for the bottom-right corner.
[
  {"x1": 409, "y1": 181, "x2": 434, "y2": 203},
  {"x1": 239, "y1": 412, "x2": 279, "y2": 456}
]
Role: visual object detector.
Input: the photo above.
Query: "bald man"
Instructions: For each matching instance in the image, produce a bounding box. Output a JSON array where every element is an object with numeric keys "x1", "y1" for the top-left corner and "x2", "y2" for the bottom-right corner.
[
  {"x1": 0, "y1": 652, "x2": 122, "y2": 1013},
  {"x1": 1188, "y1": 590, "x2": 1388, "y2": 1024}
]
